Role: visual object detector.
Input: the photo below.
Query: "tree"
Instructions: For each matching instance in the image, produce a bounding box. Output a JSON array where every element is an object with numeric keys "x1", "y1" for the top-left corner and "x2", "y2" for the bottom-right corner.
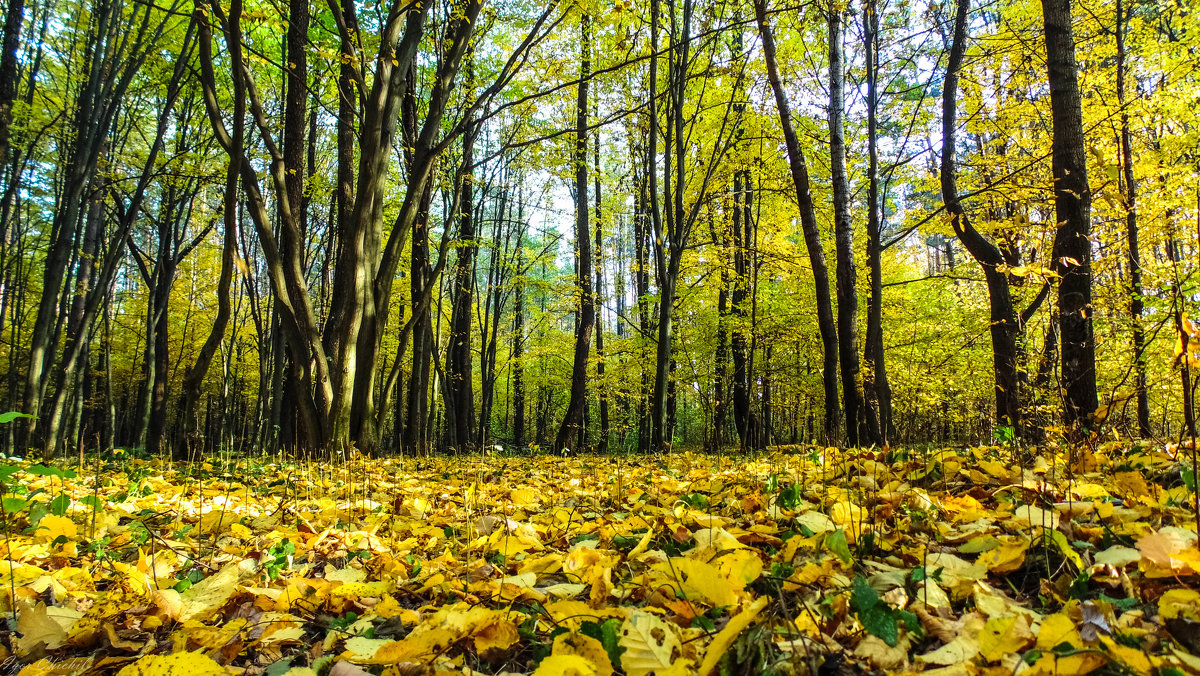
[
  {"x1": 755, "y1": 0, "x2": 840, "y2": 439},
  {"x1": 1043, "y1": 0, "x2": 1098, "y2": 428}
]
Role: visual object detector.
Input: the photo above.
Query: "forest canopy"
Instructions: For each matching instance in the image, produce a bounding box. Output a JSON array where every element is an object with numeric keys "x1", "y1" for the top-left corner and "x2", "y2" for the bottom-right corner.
[{"x1": 0, "y1": 0, "x2": 1196, "y2": 458}]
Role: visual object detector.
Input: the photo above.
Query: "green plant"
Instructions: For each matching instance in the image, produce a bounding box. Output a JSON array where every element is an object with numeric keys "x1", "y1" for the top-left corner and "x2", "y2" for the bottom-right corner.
[{"x1": 850, "y1": 575, "x2": 921, "y2": 647}]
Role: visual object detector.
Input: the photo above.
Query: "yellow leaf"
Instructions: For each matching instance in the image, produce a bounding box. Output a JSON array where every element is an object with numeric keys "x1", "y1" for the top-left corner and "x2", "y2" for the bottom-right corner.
[
  {"x1": 1011, "y1": 505, "x2": 1059, "y2": 531},
  {"x1": 1036, "y1": 613, "x2": 1080, "y2": 650},
  {"x1": 115, "y1": 652, "x2": 228, "y2": 676},
  {"x1": 552, "y1": 632, "x2": 614, "y2": 676},
  {"x1": 531, "y1": 654, "x2": 599, "y2": 676},
  {"x1": 16, "y1": 602, "x2": 81, "y2": 654},
  {"x1": 1159, "y1": 588, "x2": 1200, "y2": 622},
  {"x1": 698, "y1": 597, "x2": 768, "y2": 675},
  {"x1": 977, "y1": 614, "x2": 1034, "y2": 662},
  {"x1": 1024, "y1": 652, "x2": 1107, "y2": 676},
  {"x1": 794, "y1": 510, "x2": 835, "y2": 533},
  {"x1": 473, "y1": 614, "x2": 520, "y2": 654},
  {"x1": 35, "y1": 515, "x2": 76, "y2": 543},
  {"x1": 619, "y1": 609, "x2": 682, "y2": 676},
  {"x1": 177, "y1": 561, "x2": 251, "y2": 622},
  {"x1": 980, "y1": 537, "x2": 1029, "y2": 574},
  {"x1": 1101, "y1": 635, "x2": 1152, "y2": 672},
  {"x1": 651, "y1": 557, "x2": 740, "y2": 607},
  {"x1": 510, "y1": 488, "x2": 540, "y2": 507}
]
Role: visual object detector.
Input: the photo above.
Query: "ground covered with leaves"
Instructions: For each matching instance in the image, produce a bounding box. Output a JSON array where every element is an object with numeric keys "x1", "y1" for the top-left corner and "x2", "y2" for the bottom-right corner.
[{"x1": 1, "y1": 442, "x2": 1199, "y2": 676}]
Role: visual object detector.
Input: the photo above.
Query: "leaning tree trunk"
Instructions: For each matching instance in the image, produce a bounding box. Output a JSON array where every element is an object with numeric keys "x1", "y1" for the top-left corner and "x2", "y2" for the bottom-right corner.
[
  {"x1": 754, "y1": 0, "x2": 840, "y2": 439},
  {"x1": 940, "y1": 0, "x2": 1023, "y2": 431}
]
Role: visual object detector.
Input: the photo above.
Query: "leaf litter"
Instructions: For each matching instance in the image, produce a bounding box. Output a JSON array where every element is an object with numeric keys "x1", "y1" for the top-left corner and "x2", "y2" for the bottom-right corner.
[{"x1": 0, "y1": 441, "x2": 1198, "y2": 675}]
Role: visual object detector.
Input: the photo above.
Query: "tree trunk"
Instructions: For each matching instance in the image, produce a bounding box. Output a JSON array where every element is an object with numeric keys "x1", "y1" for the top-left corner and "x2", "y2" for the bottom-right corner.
[
  {"x1": 445, "y1": 125, "x2": 478, "y2": 452},
  {"x1": 1043, "y1": 0, "x2": 1097, "y2": 428},
  {"x1": 862, "y1": 0, "x2": 891, "y2": 445},
  {"x1": 754, "y1": 0, "x2": 840, "y2": 438},
  {"x1": 593, "y1": 132, "x2": 610, "y2": 454},
  {"x1": 512, "y1": 239, "x2": 526, "y2": 448},
  {"x1": 1116, "y1": 0, "x2": 1147, "y2": 436},
  {"x1": 828, "y1": 5, "x2": 862, "y2": 447},
  {"x1": 940, "y1": 0, "x2": 1023, "y2": 431},
  {"x1": 554, "y1": 11, "x2": 594, "y2": 453}
]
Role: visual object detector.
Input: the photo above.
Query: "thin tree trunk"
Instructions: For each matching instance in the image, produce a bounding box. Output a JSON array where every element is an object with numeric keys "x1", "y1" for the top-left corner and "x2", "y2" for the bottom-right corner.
[
  {"x1": 940, "y1": 0, "x2": 1023, "y2": 431},
  {"x1": 754, "y1": 0, "x2": 840, "y2": 438},
  {"x1": 593, "y1": 131, "x2": 609, "y2": 454},
  {"x1": 828, "y1": 5, "x2": 861, "y2": 446},
  {"x1": 1116, "y1": 0, "x2": 1148, "y2": 436},
  {"x1": 555, "y1": 11, "x2": 594, "y2": 453},
  {"x1": 862, "y1": 0, "x2": 890, "y2": 445}
]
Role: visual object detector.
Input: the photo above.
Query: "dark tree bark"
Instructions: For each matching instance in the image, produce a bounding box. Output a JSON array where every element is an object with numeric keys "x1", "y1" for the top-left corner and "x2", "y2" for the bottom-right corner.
[
  {"x1": 862, "y1": 0, "x2": 891, "y2": 445},
  {"x1": 1116, "y1": 0, "x2": 1149, "y2": 437},
  {"x1": 754, "y1": 0, "x2": 840, "y2": 438},
  {"x1": 445, "y1": 124, "x2": 478, "y2": 452},
  {"x1": 511, "y1": 225, "x2": 526, "y2": 448},
  {"x1": 828, "y1": 5, "x2": 862, "y2": 446},
  {"x1": 940, "y1": 0, "x2": 1026, "y2": 431},
  {"x1": 555, "y1": 11, "x2": 594, "y2": 453},
  {"x1": 593, "y1": 132, "x2": 610, "y2": 454},
  {"x1": 1043, "y1": 0, "x2": 1098, "y2": 428},
  {"x1": 731, "y1": 170, "x2": 760, "y2": 450},
  {"x1": 0, "y1": 0, "x2": 23, "y2": 167}
]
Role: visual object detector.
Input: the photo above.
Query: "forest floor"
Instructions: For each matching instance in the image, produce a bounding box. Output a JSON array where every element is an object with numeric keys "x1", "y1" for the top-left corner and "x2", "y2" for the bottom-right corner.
[{"x1": 0, "y1": 442, "x2": 1198, "y2": 676}]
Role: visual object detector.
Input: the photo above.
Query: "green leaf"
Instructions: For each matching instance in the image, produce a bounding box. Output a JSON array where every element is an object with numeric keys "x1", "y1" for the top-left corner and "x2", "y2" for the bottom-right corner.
[
  {"x1": 826, "y1": 529, "x2": 852, "y2": 564},
  {"x1": 580, "y1": 617, "x2": 624, "y2": 668},
  {"x1": 2, "y1": 497, "x2": 27, "y2": 513},
  {"x1": 80, "y1": 495, "x2": 103, "y2": 510},
  {"x1": 49, "y1": 494, "x2": 70, "y2": 516},
  {"x1": 0, "y1": 412, "x2": 33, "y2": 424},
  {"x1": 859, "y1": 603, "x2": 899, "y2": 646},
  {"x1": 26, "y1": 465, "x2": 62, "y2": 478},
  {"x1": 0, "y1": 464, "x2": 20, "y2": 482},
  {"x1": 778, "y1": 484, "x2": 802, "y2": 511}
]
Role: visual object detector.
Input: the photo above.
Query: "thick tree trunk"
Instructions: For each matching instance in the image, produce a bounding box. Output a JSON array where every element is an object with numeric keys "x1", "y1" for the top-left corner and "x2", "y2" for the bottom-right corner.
[
  {"x1": 445, "y1": 126, "x2": 477, "y2": 452},
  {"x1": 754, "y1": 0, "x2": 840, "y2": 438},
  {"x1": 1043, "y1": 0, "x2": 1097, "y2": 428},
  {"x1": 555, "y1": 11, "x2": 594, "y2": 453}
]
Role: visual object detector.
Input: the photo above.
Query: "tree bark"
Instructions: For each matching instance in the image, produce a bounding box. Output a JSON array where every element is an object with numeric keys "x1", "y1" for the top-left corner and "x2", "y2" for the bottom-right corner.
[
  {"x1": 1043, "y1": 0, "x2": 1098, "y2": 428},
  {"x1": 940, "y1": 0, "x2": 1023, "y2": 431},
  {"x1": 862, "y1": 0, "x2": 890, "y2": 445},
  {"x1": 445, "y1": 123, "x2": 478, "y2": 452},
  {"x1": 828, "y1": 5, "x2": 862, "y2": 446},
  {"x1": 1116, "y1": 0, "x2": 1148, "y2": 436},
  {"x1": 555, "y1": 11, "x2": 594, "y2": 453},
  {"x1": 754, "y1": 0, "x2": 840, "y2": 438}
]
